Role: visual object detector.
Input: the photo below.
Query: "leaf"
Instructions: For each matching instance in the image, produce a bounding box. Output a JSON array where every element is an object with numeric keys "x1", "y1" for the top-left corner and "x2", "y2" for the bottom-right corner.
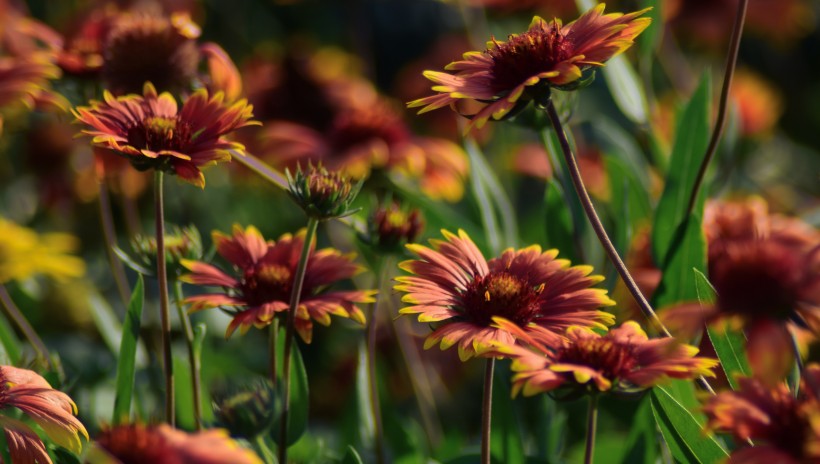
[
  {"x1": 619, "y1": 396, "x2": 658, "y2": 464},
  {"x1": 342, "y1": 445, "x2": 365, "y2": 464},
  {"x1": 652, "y1": 73, "x2": 712, "y2": 263},
  {"x1": 638, "y1": 0, "x2": 663, "y2": 60},
  {"x1": 270, "y1": 329, "x2": 310, "y2": 447},
  {"x1": 112, "y1": 246, "x2": 153, "y2": 276},
  {"x1": 544, "y1": 181, "x2": 578, "y2": 262},
  {"x1": 650, "y1": 385, "x2": 728, "y2": 464},
  {"x1": 86, "y1": 287, "x2": 147, "y2": 366},
  {"x1": 653, "y1": 217, "x2": 707, "y2": 308},
  {"x1": 602, "y1": 56, "x2": 650, "y2": 124},
  {"x1": 467, "y1": 137, "x2": 518, "y2": 248},
  {"x1": 112, "y1": 274, "x2": 144, "y2": 425},
  {"x1": 465, "y1": 137, "x2": 503, "y2": 255},
  {"x1": 696, "y1": 269, "x2": 750, "y2": 389},
  {"x1": 491, "y1": 364, "x2": 525, "y2": 464},
  {"x1": 0, "y1": 312, "x2": 21, "y2": 365}
]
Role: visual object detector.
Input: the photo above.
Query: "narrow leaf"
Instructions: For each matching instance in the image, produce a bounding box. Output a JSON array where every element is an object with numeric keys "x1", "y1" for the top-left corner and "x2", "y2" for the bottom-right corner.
[
  {"x1": 112, "y1": 274, "x2": 144, "y2": 425},
  {"x1": 271, "y1": 329, "x2": 310, "y2": 447},
  {"x1": 0, "y1": 312, "x2": 21, "y2": 365},
  {"x1": 342, "y1": 445, "x2": 365, "y2": 464},
  {"x1": 650, "y1": 385, "x2": 729, "y2": 464},
  {"x1": 653, "y1": 217, "x2": 707, "y2": 308},
  {"x1": 619, "y1": 397, "x2": 658, "y2": 464},
  {"x1": 602, "y1": 56, "x2": 650, "y2": 124}
]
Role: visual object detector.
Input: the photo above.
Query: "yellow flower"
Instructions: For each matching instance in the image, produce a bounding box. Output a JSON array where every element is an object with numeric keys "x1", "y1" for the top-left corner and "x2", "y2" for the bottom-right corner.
[{"x1": 0, "y1": 217, "x2": 85, "y2": 284}]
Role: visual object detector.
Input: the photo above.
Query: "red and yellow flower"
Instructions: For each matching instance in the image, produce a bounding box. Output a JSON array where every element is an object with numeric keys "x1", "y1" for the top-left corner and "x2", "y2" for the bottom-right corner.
[
  {"x1": 395, "y1": 229, "x2": 615, "y2": 360},
  {"x1": 408, "y1": 5, "x2": 651, "y2": 132},
  {"x1": 89, "y1": 423, "x2": 261, "y2": 464},
  {"x1": 704, "y1": 366, "x2": 820, "y2": 464},
  {"x1": 73, "y1": 82, "x2": 258, "y2": 187},
  {"x1": 493, "y1": 318, "x2": 717, "y2": 395},
  {"x1": 0, "y1": 365, "x2": 88, "y2": 464},
  {"x1": 181, "y1": 225, "x2": 375, "y2": 342}
]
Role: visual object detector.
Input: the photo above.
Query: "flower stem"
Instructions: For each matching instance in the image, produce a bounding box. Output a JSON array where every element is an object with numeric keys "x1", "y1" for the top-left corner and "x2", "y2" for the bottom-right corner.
[
  {"x1": 584, "y1": 395, "x2": 599, "y2": 464},
  {"x1": 233, "y1": 153, "x2": 288, "y2": 190},
  {"x1": 154, "y1": 170, "x2": 175, "y2": 426},
  {"x1": 277, "y1": 217, "x2": 319, "y2": 463},
  {"x1": 367, "y1": 257, "x2": 391, "y2": 464},
  {"x1": 685, "y1": 0, "x2": 748, "y2": 216},
  {"x1": 97, "y1": 179, "x2": 132, "y2": 307},
  {"x1": 0, "y1": 284, "x2": 49, "y2": 366},
  {"x1": 481, "y1": 357, "x2": 495, "y2": 464},
  {"x1": 253, "y1": 434, "x2": 276, "y2": 464},
  {"x1": 173, "y1": 280, "x2": 202, "y2": 430},
  {"x1": 269, "y1": 317, "x2": 279, "y2": 386},
  {"x1": 543, "y1": 101, "x2": 716, "y2": 395}
]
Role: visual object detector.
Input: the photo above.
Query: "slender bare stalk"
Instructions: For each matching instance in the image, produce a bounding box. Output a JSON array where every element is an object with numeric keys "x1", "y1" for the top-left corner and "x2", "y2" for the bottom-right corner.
[
  {"x1": 685, "y1": 0, "x2": 749, "y2": 216},
  {"x1": 233, "y1": 153, "x2": 288, "y2": 190},
  {"x1": 544, "y1": 101, "x2": 716, "y2": 395},
  {"x1": 269, "y1": 317, "x2": 279, "y2": 383},
  {"x1": 481, "y1": 357, "x2": 495, "y2": 464},
  {"x1": 584, "y1": 395, "x2": 599, "y2": 464},
  {"x1": 154, "y1": 171, "x2": 175, "y2": 425},
  {"x1": 366, "y1": 257, "x2": 391, "y2": 464},
  {"x1": 278, "y1": 217, "x2": 319, "y2": 462},
  {"x1": 0, "y1": 284, "x2": 49, "y2": 364},
  {"x1": 173, "y1": 280, "x2": 202, "y2": 430},
  {"x1": 98, "y1": 179, "x2": 132, "y2": 307}
]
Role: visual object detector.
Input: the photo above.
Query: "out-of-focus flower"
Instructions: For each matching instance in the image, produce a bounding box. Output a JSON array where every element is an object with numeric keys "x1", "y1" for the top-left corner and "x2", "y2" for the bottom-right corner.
[
  {"x1": 127, "y1": 224, "x2": 203, "y2": 276},
  {"x1": 704, "y1": 365, "x2": 820, "y2": 464},
  {"x1": 286, "y1": 164, "x2": 361, "y2": 220},
  {"x1": 181, "y1": 225, "x2": 375, "y2": 342},
  {"x1": 0, "y1": 54, "x2": 62, "y2": 135},
  {"x1": 89, "y1": 423, "x2": 262, "y2": 464},
  {"x1": 493, "y1": 318, "x2": 716, "y2": 395},
  {"x1": 0, "y1": 216, "x2": 85, "y2": 284},
  {"x1": 0, "y1": 365, "x2": 88, "y2": 464},
  {"x1": 395, "y1": 229, "x2": 615, "y2": 360},
  {"x1": 364, "y1": 202, "x2": 425, "y2": 253},
  {"x1": 0, "y1": 0, "x2": 63, "y2": 58},
  {"x1": 408, "y1": 5, "x2": 651, "y2": 132},
  {"x1": 730, "y1": 69, "x2": 782, "y2": 138},
  {"x1": 56, "y1": 4, "x2": 118, "y2": 77},
  {"x1": 662, "y1": 198, "x2": 820, "y2": 383},
  {"x1": 212, "y1": 378, "x2": 275, "y2": 439},
  {"x1": 462, "y1": 0, "x2": 578, "y2": 17},
  {"x1": 73, "y1": 82, "x2": 258, "y2": 187}
]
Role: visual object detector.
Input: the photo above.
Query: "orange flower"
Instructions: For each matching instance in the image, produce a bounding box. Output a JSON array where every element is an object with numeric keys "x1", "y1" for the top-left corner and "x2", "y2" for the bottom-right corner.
[
  {"x1": 730, "y1": 69, "x2": 782, "y2": 138},
  {"x1": 73, "y1": 82, "x2": 258, "y2": 187},
  {"x1": 395, "y1": 229, "x2": 615, "y2": 360},
  {"x1": 408, "y1": 5, "x2": 651, "y2": 132},
  {"x1": 662, "y1": 198, "x2": 820, "y2": 383},
  {"x1": 493, "y1": 318, "x2": 717, "y2": 395},
  {"x1": 704, "y1": 365, "x2": 820, "y2": 464},
  {"x1": 181, "y1": 225, "x2": 375, "y2": 342},
  {"x1": 0, "y1": 365, "x2": 88, "y2": 464},
  {"x1": 89, "y1": 423, "x2": 262, "y2": 464}
]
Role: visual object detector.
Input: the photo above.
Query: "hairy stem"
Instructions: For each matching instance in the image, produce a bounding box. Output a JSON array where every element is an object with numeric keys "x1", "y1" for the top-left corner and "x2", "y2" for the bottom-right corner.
[
  {"x1": 154, "y1": 171, "x2": 175, "y2": 425},
  {"x1": 278, "y1": 217, "x2": 319, "y2": 462},
  {"x1": 481, "y1": 357, "x2": 495, "y2": 464},
  {"x1": 584, "y1": 395, "x2": 599, "y2": 464},
  {"x1": 685, "y1": 0, "x2": 749, "y2": 216}
]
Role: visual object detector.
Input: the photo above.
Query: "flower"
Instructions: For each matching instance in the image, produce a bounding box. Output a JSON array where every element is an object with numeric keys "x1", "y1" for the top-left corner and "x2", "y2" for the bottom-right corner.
[
  {"x1": 0, "y1": 216, "x2": 85, "y2": 284},
  {"x1": 730, "y1": 69, "x2": 782, "y2": 138},
  {"x1": 703, "y1": 365, "x2": 820, "y2": 464},
  {"x1": 363, "y1": 202, "x2": 424, "y2": 253},
  {"x1": 0, "y1": 54, "x2": 62, "y2": 135},
  {"x1": 662, "y1": 198, "x2": 820, "y2": 383},
  {"x1": 395, "y1": 229, "x2": 615, "y2": 360},
  {"x1": 492, "y1": 318, "x2": 717, "y2": 396},
  {"x1": 127, "y1": 224, "x2": 203, "y2": 276},
  {"x1": 181, "y1": 225, "x2": 375, "y2": 342},
  {"x1": 73, "y1": 82, "x2": 258, "y2": 188},
  {"x1": 0, "y1": 365, "x2": 88, "y2": 464},
  {"x1": 286, "y1": 164, "x2": 361, "y2": 220},
  {"x1": 408, "y1": 5, "x2": 651, "y2": 132},
  {"x1": 89, "y1": 423, "x2": 262, "y2": 464}
]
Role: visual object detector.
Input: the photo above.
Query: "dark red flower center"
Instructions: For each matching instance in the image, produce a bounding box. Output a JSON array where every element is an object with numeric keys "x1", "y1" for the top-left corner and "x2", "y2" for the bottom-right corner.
[
  {"x1": 559, "y1": 337, "x2": 638, "y2": 385},
  {"x1": 126, "y1": 116, "x2": 193, "y2": 153},
  {"x1": 240, "y1": 263, "x2": 293, "y2": 306},
  {"x1": 487, "y1": 20, "x2": 575, "y2": 94},
  {"x1": 461, "y1": 271, "x2": 542, "y2": 326},
  {"x1": 760, "y1": 400, "x2": 812, "y2": 460}
]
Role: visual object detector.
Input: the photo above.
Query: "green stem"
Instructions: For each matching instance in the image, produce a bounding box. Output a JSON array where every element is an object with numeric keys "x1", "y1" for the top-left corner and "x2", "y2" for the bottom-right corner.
[
  {"x1": 0, "y1": 284, "x2": 49, "y2": 366},
  {"x1": 366, "y1": 257, "x2": 391, "y2": 464},
  {"x1": 173, "y1": 280, "x2": 202, "y2": 430},
  {"x1": 584, "y1": 395, "x2": 599, "y2": 464},
  {"x1": 233, "y1": 153, "x2": 288, "y2": 190},
  {"x1": 481, "y1": 357, "x2": 495, "y2": 464},
  {"x1": 97, "y1": 179, "x2": 132, "y2": 307},
  {"x1": 269, "y1": 317, "x2": 279, "y2": 386},
  {"x1": 154, "y1": 171, "x2": 175, "y2": 425},
  {"x1": 685, "y1": 0, "x2": 749, "y2": 216},
  {"x1": 543, "y1": 100, "x2": 716, "y2": 395},
  {"x1": 277, "y1": 217, "x2": 319, "y2": 463},
  {"x1": 254, "y1": 434, "x2": 276, "y2": 464}
]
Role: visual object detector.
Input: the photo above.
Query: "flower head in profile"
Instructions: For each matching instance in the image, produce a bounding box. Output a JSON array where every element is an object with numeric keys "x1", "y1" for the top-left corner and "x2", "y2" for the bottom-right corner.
[
  {"x1": 73, "y1": 82, "x2": 258, "y2": 187},
  {"x1": 0, "y1": 216, "x2": 85, "y2": 284},
  {"x1": 286, "y1": 164, "x2": 362, "y2": 220},
  {"x1": 493, "y1": 318, "x2": 717, "y2": 396},
  {"x1": 89, "y1": 423, "x2": 262, "y2": 464},
  {"x1": 395, "y1": 229, "x2": 615, "y2": 360},
  {"x1": 181, "y1": 225, "x2": 375, "y2": 342},
  {"x1": 0, "y1": 365, "x2": 88, "y2": 464},
  {"x1": 127, "y1": 224, "x2": 203, "y2": 277},
  {"x1": 662, "y1": 197, "x2": 820, "y2": 383},
  {"x1": 704, "y1": 365, "x2": 820, "y2": 464},
  {"x1": 408, "y1": 5, "x2": 651, "y2": 132}
]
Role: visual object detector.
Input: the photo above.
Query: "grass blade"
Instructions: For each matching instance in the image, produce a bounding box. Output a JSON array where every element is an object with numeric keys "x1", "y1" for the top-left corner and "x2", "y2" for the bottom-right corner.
[{"x1": 112, "y1": 274, "x2": 144, "y2": 424}]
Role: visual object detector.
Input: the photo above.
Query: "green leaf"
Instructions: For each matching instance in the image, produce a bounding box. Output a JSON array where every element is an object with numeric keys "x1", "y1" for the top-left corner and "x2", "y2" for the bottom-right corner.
[
  {"x1": 465, "y1": 138, "x2": 503, "y2": 255},
  {"x1": 696, "y1": 269, "x2": 750, "y2": 389},
  {"x1": 0, "y1": 312, "x2": 21, "y2": 365},
  {"x1": 653, "y1": 217, "x2": 707, "y2": 308},
  {"x1": 652, "y1": 73, "x2": 712, "y2": 263},
  {"x1": 544, "y1": 181, "x2": 577, "y2": 262},
  {"x1": 638, "y1": 0, "x2": 663, "y2": 60},
  {"x1": 491, "y1": 364, "x2": 525, "y2": 464},
  {"x1": 112, "y1": 274, "x2": 144, "y2": 425},
  {"x1": 86, "y1": 287, "x2": 147, "y2": 365},
  {"x1": 650, "y1": 385, "x2": 728, "y2": 464},
  {"x1": 271, "y1": 329, "x2": 310, "y2": 447},
  {"x1": 619, "y1": 397, "x2": 658, "y2": 464},
  {"x1": 342, "y1": 445, "x2": 364, "y2": 464},
  {"x1": 602, "y1": 56, "x2": 650, "y2": 124}
]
